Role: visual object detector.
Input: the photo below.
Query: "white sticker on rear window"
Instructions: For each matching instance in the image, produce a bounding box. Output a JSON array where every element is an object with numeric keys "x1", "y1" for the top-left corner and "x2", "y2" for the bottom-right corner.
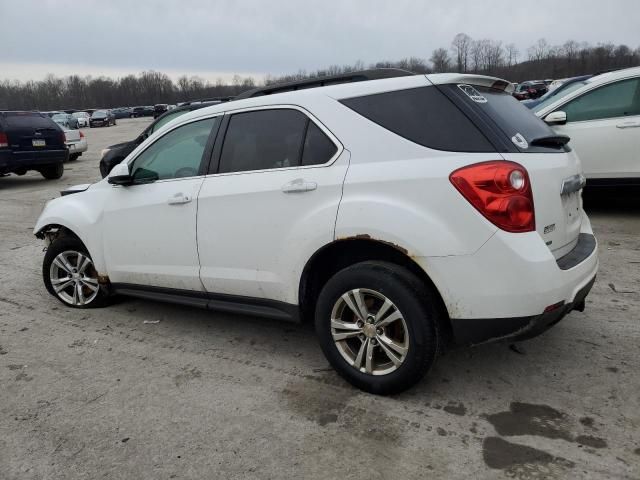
[
  {"x1": 457, "y1": 84, "x2": 487, "y2": 103},
  {"x1": 511, "y1": 133, "x2": 529, "y2": 149}
]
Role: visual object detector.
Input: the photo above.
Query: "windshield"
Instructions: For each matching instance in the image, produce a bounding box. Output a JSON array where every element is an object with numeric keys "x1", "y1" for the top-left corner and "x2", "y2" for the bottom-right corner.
[
  {"x1": 72, "y1": 112, "x2": 88, "y2": 118},
  {"x1": 52, "y1": 114, "x2": 67, "y2": 121},
  {"x1": 150, "y1": 110, "x2": 187, "y2": 133},
  {"x1": 92, "y1": 111, "x2": 107, "y2": 118},
  {"x1": 533, "y1": 81, "x2": 587, "y2": 113}
]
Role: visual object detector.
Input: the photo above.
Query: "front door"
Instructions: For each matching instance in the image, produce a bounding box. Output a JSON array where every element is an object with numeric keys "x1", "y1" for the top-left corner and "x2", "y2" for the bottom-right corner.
[
  {"x1": 102, "y1": 116, "x2": 219, "y2": 290},
  {"x1": 553, "y1": 77, "x2": 640, "y2": 179}
]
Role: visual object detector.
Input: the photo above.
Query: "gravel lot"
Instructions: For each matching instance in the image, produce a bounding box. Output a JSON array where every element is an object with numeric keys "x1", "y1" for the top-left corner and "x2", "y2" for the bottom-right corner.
[{"x1": 0, "y1": 118, "x2": 638, "y2": 479}]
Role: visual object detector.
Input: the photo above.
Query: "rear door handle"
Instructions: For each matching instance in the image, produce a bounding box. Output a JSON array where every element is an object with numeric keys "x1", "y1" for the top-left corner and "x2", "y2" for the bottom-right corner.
[
  {"x1": 616, "y1": 121, "x2": 640, "y2": 129},
  {"x1": 167, "y1": 193, "x2": 192, "y2": 205},
  {"x1": 281, "y1": 179, "x2": 317, "y2": 193}
]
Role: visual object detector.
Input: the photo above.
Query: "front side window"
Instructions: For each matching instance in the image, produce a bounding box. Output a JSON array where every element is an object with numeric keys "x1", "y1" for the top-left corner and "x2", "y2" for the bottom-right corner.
[
  {"x1": 562, "y1": 78, "x2": 640, "y2": 122},
  {"x1": 218, "y1": 109, "x2": 337, "y2": 174},
  {"x1": 131, "y1": 117, "x2": 217, "y2": 182}
]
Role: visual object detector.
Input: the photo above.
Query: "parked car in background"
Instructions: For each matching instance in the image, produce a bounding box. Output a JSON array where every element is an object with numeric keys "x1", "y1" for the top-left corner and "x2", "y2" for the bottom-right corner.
[
  {"x1": 535, "y1": 66, "x2": 640, "y2": 186},
  {"x1": 99, "y1": 101, "x2": 220, "y2": 176},
  {"x1": 72, "y1": 111, "x2": 90, "y2": 127},
  {"x1": 0, "y1": 111, "x2": 67, "y2": 179},
  {"x1": 153, "y1": 104, "x2": 168, "y2": 118},
  {"x1": 51, "y1": 113, "x2": 80, "y2": 129},
  {"x1": 36, "y1": 73, "x2": 597, "y2": 394},
  {"x1": 89, "y1": 110, "x2": 116, "y2": 127},
  {"x1": 112, "y1": 107, "x2": 133, "y2": 119},
  {"x1": 513, "y1": 81, "x2": 548, "y2": 100},
  {"x1": 62, "y1": 127, "x2": 87, "y2": 161},
  {"x1": 523, "y1": 75, "x2": 593, "y2": 109}
]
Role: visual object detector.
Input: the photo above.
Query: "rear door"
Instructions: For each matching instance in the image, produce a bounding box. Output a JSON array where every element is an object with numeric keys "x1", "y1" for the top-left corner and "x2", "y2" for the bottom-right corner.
[
  {"x1": 196, "y1": 106, "x2": 347, "y2": 302},
  {"x1": 546, "y1": 77, "x2": 640, "y2": 179}
]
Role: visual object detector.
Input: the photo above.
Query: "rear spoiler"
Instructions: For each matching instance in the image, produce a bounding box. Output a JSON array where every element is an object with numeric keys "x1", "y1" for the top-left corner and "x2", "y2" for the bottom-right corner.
[{"x1": 426, "y1": 74, "x2": 514, "y2": 94}]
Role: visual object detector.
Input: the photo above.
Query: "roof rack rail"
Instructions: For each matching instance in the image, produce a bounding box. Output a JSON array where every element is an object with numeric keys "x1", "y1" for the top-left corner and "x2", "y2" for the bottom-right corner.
[{"x1": 235, "y1": 68, "x2": 415, "y2": 100}]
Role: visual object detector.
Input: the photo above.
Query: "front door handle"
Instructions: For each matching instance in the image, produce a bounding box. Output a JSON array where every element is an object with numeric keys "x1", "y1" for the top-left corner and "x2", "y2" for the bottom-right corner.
[
  {"x1": 616, "y1": 121, "x2": 640, "y2": 129},
  {"x1": 281, "y1": 179, "x2": 317, "y2": 193},
  {"x1": 167, "y1": 193, "x2": 192, "y2": 205}
]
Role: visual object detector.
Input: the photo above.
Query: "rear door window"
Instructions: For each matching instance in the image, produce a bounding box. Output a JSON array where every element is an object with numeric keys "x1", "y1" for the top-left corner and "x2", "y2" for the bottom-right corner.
[
  {"x1": 340, "y1": 86, "x2": 494, "y2": 152},
  {"x1": 218, "y1": 109, "x2": 336, "y2": 173},
  {"x1": 562, "y1": 78, "x2": 640, "y2": 122},
  {"x1": 301, "y1": 122, "x2": 338, "y2": 166}
]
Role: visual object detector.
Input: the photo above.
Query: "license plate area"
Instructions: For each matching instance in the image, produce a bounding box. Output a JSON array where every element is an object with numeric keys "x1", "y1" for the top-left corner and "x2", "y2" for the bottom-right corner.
[
  {"x1": 32, "y1": 139, "x2": 46, "y2": 147},
  {"x1": 562, "y1": 191, "x2": 581, "y2": 225}
]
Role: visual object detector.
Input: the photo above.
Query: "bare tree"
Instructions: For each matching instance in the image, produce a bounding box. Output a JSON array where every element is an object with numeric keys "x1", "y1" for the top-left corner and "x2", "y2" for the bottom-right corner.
[
  {"x1": 430, "y1": 48, "x2": 451, "y2": 73},
  {"x1": 505, "y1": 43, "x2": 519, "y2": 67},
  {"x1": 451, "y1": 33, "x2": 472, "y2": 72}
]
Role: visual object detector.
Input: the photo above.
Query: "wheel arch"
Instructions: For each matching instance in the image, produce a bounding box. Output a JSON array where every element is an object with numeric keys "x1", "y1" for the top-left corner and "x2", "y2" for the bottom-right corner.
[{"x1": 298, "y1": 238, "x2": 452, "y2": 342}]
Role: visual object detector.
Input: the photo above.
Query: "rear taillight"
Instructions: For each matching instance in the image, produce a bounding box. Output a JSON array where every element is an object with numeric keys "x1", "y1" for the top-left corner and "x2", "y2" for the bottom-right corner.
[
  {"x1": 79, "y1": 130, "x2": 84, "y2": 138},
  {"x1": 61, "y1": 131, "x2": 66, "y2": 143},
  {"x1": 449, "y1": 161, "x2": 535, "y2": 233},
  {"x1": 0, "y1": 132, "x2": 8, "y2": 148}
]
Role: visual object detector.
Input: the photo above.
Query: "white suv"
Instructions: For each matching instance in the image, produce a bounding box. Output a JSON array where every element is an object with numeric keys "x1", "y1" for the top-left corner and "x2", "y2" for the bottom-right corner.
[{"x1": 34, "y1": 73, "x2": 598, "y2": 394}]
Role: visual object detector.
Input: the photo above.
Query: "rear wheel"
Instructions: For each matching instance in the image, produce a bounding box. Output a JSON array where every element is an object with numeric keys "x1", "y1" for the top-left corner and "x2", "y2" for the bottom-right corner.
[
  {"x1": 43, "y1": 236, "x2": 109, "y2": 308},
  {"x1": 40, "y1": 163, "x2": 63, "y2": 180},
  {"x1": 68, "y1": 153, "x2": 80, "y2": 162},
  {"x1": 315, "y1": 261, "x2": 441, "y2": 395}
]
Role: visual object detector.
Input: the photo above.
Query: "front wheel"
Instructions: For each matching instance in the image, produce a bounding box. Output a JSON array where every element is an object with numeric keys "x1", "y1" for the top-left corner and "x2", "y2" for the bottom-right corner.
[
  {"x1": 43, "y1": 236, "x2": 110, "y2": 308},
  {"x1": 315, "y1": 261, "x2": 441, "y2": 395}
]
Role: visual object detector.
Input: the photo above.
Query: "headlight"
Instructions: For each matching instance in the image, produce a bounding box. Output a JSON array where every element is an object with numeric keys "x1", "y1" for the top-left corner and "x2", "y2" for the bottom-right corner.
[{"x1": 100, "y1": 148, "x2": 110, "y2": 158}]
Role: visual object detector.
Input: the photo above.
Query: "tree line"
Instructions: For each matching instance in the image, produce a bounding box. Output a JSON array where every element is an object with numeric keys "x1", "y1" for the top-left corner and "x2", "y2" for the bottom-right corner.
[{"x1": 1, "y1": 34, "x2": 638, "y2": 111}]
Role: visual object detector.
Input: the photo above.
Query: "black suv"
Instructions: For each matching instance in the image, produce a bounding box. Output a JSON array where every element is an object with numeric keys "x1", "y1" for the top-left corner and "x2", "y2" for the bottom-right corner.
[
  {"x1": 0, "y1": 111, "x2": 68, "y2": 179},
  {"x1": 99, "y1": 102, "x2": 220, "y2": 177}
]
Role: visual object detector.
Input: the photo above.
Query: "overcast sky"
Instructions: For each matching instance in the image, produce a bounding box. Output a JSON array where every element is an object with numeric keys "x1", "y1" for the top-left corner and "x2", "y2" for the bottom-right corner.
[{"x1": 0, "y1": 0, "x2": 638, "y2": 82}]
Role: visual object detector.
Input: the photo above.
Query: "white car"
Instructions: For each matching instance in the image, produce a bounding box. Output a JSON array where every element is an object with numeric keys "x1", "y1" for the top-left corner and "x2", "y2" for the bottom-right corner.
[
  {"x1": 62, "y1": 127, "x2": 88, "y2": 161},
  {"x1": 72, "y1": 111, "x2": 90, "y2": 128},
  {"x1": 534, "y1": 66, "x2": 640, "y2": 185},
  {"x1": 34, "y1": 73, "x2": 598, "y2": 394}
]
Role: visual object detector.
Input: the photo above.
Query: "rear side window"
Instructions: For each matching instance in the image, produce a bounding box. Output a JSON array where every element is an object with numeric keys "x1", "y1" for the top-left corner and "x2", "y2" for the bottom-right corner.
[
  {"x1": 340, "y1": 86, "x2": 494, "y2": 152},
  {"x1": 218, "y1": 109, "x2": 338, "y2": 173},
  {"x1": 1, "y1": 112, "x2": 57, "y2": 129}
]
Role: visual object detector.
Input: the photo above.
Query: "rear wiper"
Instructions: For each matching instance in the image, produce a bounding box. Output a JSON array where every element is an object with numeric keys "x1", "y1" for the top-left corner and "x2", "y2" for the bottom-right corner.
[{"x1": 530, "y1": 135, "x2": 570, "y2": 147}]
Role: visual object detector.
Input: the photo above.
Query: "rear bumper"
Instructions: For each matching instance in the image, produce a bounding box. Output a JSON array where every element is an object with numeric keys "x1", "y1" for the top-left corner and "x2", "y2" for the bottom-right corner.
[
  {"x1": 66, "y1": 139, "x2": 88, "y2": 154},
  {"x1": 450, "y1": 274, "x2": 596, "y2": 346},
  {"x1": 416, "y1": 212, "x2": 598, "y2": 342},
  {"x1": 0, "y1": 149, "x2": 68, "y2": 173}
]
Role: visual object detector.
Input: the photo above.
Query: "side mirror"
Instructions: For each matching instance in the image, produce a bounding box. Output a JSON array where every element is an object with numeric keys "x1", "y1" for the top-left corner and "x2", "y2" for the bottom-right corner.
[
  {"x1": 544, "y1": 111, "x2": 567, "y2": 125},
  {"x1": 108, "y1": 162, "x2": 133, "y2": 186}
]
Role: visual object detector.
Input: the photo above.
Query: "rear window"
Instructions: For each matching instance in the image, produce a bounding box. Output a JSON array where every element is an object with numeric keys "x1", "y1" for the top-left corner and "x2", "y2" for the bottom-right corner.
[
  {"x1": 445, "y1": 84, "x2": 567, "y2": 153},
  {"x1": 1, "y1": 112, "x2": 57, "y2": 129},
  {"x1": 340, "y1": 86, "x2": 494, "y2": 152}
]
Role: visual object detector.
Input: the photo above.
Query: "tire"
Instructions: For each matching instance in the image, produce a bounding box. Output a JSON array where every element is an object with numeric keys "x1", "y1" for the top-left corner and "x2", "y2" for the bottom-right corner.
[
  {"x1": 40, "y1": 163, "x2": 64, "y2": 180},
  {"x1": 315, "y1": 261, "x2": 441, "y2": 395},
  {"x1": 68, "y1": 153, "x2": 80, "y2": 162},
  {"x1": 43, "y1": 236, "x2": 110, "y2": 308}
]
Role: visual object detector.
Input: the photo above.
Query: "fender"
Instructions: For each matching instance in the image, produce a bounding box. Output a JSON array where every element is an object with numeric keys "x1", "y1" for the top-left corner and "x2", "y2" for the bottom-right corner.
[{"x1": 34, "y1": 183, "x2": 111, "y2": 275}]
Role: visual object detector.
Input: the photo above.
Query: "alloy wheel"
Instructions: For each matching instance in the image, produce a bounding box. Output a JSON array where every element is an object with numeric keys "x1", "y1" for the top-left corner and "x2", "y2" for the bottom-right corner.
[
  {"x1": 330, "y1": 288, "x2": 409, "y2": 376},
  {"x1": 49, "y1": 250, "x2": 100, "y2": 306}
]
